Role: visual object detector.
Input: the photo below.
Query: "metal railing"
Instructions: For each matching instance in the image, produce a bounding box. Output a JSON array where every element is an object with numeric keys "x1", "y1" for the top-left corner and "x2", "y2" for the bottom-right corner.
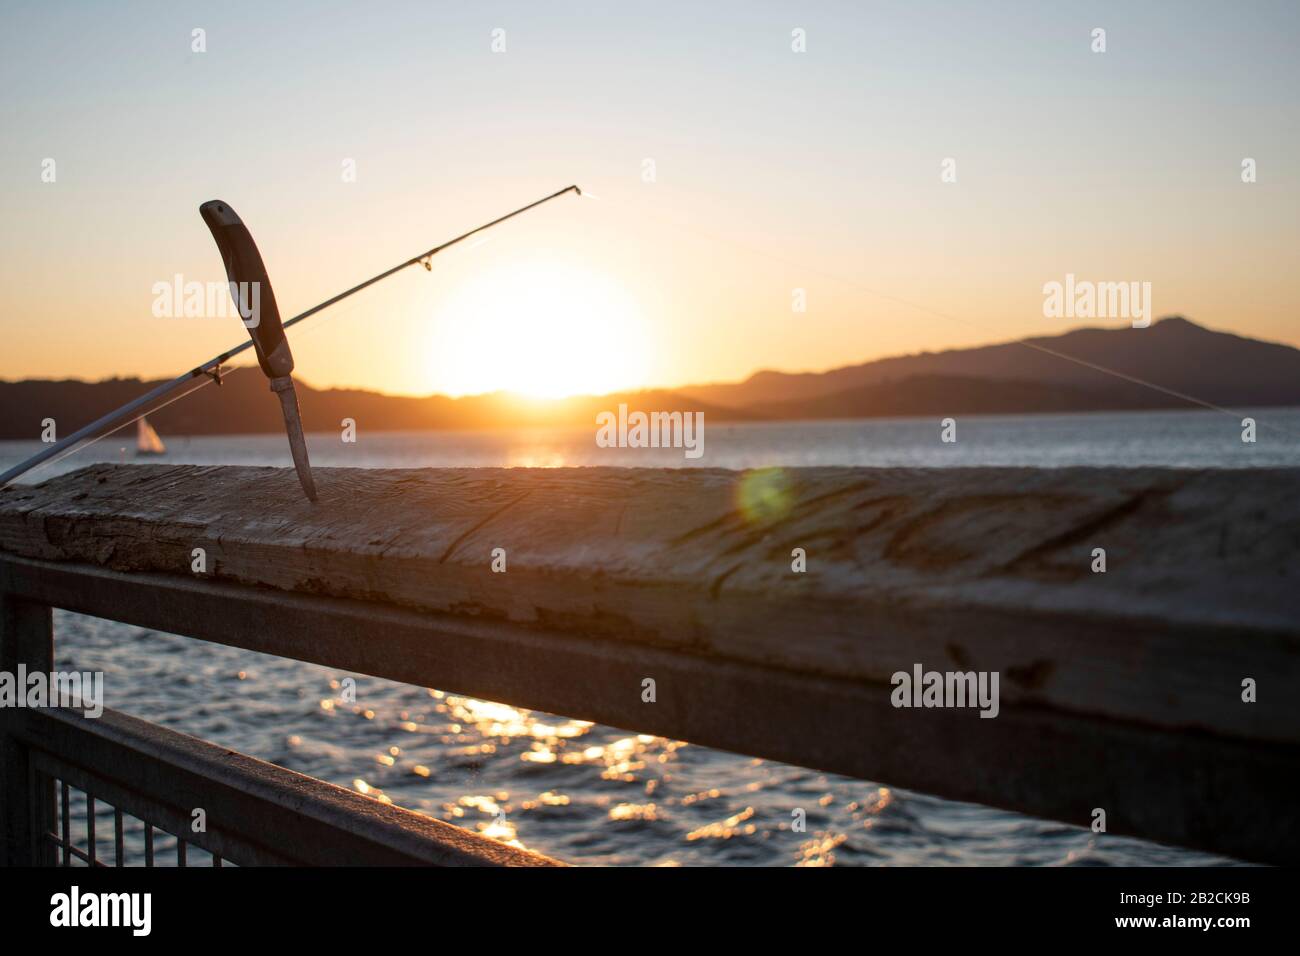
[
  {"x1": 42, "y1": 771, "x2": 225, "y2": 867},
  {"x1": 0, "y1": 557, "x2": 561, "y2": 866}
]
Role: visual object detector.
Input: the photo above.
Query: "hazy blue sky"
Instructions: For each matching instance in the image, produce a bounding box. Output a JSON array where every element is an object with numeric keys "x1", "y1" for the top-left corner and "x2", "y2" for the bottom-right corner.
[{"x1": 2, "y1": 0, "x2": 1296, "y2": 395}]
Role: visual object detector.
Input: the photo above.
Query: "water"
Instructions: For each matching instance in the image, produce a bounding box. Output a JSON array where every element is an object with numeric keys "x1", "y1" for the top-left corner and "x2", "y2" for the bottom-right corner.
[
  {"x1": 5, "y1": 407, "x2": 1291, "y2": 866},
  {"x1": 6, "y1": 407, "x2": 1297, "y2": 477}
]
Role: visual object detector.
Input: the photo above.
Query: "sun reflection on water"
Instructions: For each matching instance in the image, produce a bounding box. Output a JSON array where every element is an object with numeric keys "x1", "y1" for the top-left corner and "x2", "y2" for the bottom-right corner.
[{"x1": 326, "y1": 678, "x2": 909, "y2": 863}]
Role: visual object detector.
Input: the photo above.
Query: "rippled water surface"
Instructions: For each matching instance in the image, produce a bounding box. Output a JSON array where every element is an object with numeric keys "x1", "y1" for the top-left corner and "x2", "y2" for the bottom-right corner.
[{"x1": 8, "y1": 408, "x2": 1289, "y2": 865}]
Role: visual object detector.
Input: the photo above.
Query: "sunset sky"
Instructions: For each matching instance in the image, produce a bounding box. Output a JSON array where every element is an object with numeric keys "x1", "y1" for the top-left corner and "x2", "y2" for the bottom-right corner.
[{"x1": 1, "y1": 0, "x2": 1296, "y2": 398}]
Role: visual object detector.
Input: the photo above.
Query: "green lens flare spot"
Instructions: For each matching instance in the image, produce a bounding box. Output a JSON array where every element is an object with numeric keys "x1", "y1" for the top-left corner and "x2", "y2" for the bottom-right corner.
[{"x1": 737, "y1": 467, "x2": 793, "y2": 525}]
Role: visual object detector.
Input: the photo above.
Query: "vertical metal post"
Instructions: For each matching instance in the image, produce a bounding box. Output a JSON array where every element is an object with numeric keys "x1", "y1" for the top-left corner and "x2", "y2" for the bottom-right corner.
[{"x1": 0, "y1": 587, "x2": 55, "y2": 865}]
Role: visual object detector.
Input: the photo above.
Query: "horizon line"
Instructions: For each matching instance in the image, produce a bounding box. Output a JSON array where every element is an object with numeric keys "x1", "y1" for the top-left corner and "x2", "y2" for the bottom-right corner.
[{"x1": 0, "y1": 314, "x2": 1253, "y2": 402}]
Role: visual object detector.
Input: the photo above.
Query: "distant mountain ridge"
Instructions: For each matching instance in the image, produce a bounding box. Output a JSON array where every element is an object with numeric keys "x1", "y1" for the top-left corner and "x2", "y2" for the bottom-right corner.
[
  {"x1": 679, "y1": 317, "x2": 1300, "y2": 410},
  {"x1": 1, "y1": 317, "x2": 1296, "y2": 440},
  {"x1": 0, "y1": 377, "x2": 748, "y2": 441}
]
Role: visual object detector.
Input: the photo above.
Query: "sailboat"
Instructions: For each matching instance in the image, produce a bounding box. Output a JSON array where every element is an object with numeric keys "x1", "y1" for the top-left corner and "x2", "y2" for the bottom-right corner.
[{"x1": 136, "y1": 416, "x2": 166, "y2": 456}]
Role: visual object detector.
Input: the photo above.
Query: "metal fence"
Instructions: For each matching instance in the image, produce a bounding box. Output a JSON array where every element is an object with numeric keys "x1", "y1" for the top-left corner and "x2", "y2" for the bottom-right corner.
[
  {"x1": 0, "y1": 556, "x2": 560, "y2": 866},
  {"x1": 43, "y1": 773, "x2": 223, "y2": 867}
]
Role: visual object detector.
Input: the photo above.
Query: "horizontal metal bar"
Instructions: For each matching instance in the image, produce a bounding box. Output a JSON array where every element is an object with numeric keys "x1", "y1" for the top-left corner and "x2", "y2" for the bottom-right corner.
[
  {"x1": 15, "y1": 705, "x2": 560, "y2": 867},
  {"x1": 2, "y1": 554, "x2": 1296, "y2": 864},
  {"x1": 33, "y1": 748, "x2": 284, "y2": 866},
  {"x1": 42, "y1": 832, "x2": 104, "y2": 867}
]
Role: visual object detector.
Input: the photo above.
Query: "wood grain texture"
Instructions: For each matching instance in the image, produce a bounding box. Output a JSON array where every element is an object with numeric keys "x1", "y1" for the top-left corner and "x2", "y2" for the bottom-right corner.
[{"x1": 2, "y1": 463, "x2": 1297, "y2": 743}]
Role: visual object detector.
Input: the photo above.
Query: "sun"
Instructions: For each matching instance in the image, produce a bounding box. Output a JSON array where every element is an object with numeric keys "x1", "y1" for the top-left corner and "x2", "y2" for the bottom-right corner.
[{"x1": 427, "y1": 257, "x2": 651, "y2": 399}]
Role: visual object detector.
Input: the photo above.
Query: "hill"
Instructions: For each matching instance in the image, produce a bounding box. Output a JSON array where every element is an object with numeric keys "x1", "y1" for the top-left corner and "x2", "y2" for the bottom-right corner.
[
  {"x1": 680, "y1": 317, "x2": 1300, "y2": 411},
  {"x1": 2, "y1": 317, "x2": 1295, "y2": 440}
]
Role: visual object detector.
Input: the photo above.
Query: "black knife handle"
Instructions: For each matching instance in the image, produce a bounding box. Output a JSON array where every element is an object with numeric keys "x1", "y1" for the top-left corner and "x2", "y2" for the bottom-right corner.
[{"x1": 199, "y1": 200, "x2": 294, "y2": 378}]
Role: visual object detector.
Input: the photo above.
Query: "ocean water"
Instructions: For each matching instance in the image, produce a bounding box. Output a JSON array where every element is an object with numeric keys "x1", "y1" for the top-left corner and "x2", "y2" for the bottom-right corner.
[{"x1": 4, "y1": 407, "x2": 1293, "y2": 866}]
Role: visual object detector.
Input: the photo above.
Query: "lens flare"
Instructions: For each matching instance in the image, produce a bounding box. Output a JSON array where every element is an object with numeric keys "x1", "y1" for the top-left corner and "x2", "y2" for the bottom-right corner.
[{"x1": 736, "y1": 467, "x2": 794, "y2": 525}]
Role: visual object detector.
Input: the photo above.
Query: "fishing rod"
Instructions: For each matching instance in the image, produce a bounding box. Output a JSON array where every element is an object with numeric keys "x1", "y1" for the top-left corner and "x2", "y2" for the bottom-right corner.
[{"x1": 0, "y1": 184, "x2": 582, "y2": 489}]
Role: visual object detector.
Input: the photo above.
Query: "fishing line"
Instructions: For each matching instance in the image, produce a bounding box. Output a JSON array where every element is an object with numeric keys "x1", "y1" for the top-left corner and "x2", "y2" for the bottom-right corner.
[
  {"x1": 0, "y1": 186, "x2": 582, "y2": 487},
  {"x1": 6, "y1": 179, "x2": 1289, "y2": 486},
  {"x1": 10, "y1": 227, "x2": 507, "y2": 484},
  {"x1": 584, "y1": 190, "x2": 1299, "y2": 441},
  {"x1": 1, "y1": 295, "x2": 359, "y2": 485},
  {"x1": 8, "y1": 245, "x2": 485, "y2": 483},
  {"x1": 12, "y1": 369, "x2": 244, "y2": 483}
]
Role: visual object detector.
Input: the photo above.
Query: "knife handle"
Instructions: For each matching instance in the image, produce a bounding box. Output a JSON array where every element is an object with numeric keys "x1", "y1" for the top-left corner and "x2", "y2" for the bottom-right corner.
[{"x1": 199, "y1": 200, "x2": 294, "y2": 378}]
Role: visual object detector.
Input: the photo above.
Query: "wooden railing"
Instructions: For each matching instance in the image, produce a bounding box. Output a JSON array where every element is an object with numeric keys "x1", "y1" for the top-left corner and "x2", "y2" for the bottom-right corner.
[{"x1": 1, "y1": 463, "x2": 1298, "y2": 865}]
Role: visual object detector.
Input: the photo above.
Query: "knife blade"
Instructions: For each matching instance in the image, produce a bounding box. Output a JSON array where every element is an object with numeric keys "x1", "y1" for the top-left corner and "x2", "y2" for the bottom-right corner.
[{"x1": 199, "y1": 199, "x2": 318, "y2": 502}]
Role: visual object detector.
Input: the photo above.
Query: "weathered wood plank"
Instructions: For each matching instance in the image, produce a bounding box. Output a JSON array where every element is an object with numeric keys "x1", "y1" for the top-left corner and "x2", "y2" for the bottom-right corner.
[{"x1": 1, "y1": 463, "x2": 1297, "y2": 746}]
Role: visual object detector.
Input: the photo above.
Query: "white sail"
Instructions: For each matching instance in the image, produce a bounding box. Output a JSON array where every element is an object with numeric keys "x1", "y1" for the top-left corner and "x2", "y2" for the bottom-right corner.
[{"x1": 136, "y1": 416, "x2": 166, "y2": 455}]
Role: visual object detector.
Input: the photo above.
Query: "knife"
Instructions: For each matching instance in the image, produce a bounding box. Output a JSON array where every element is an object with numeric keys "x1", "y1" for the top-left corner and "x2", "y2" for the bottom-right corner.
[{"x1": 199, "y1": 200, "x2": 318, "y2": 502}]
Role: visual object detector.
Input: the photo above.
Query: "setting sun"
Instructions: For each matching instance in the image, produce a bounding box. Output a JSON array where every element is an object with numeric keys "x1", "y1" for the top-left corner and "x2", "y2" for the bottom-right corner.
[{"x1": 426, "y1": 257, "x2": 651, "y2": 398}]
